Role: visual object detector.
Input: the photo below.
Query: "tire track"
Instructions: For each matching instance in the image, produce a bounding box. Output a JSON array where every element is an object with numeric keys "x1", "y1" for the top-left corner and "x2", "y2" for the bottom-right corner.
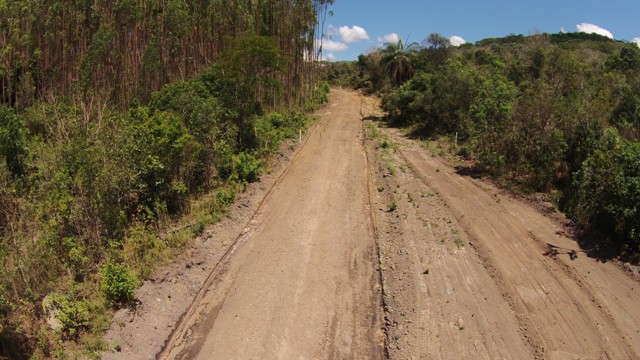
[{"x1": 398, "y1": 144, "x2": 640, "y2": 359}]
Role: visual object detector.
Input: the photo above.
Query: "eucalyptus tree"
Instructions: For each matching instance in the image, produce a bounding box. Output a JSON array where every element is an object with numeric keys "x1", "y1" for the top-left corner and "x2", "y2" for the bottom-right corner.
[{"x1": 0, "y1": 0, "x2": 331, "y2": 110}]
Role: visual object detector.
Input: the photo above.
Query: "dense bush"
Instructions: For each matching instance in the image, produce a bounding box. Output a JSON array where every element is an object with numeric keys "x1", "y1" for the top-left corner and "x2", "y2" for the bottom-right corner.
[{"x1": 568, "y1": 131, "x2": 640, "y2": 256}]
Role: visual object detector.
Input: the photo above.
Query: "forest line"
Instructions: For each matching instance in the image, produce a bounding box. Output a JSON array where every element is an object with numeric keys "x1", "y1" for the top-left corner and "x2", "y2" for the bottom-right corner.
[{"x1": 0, "y1": 1, "x2": 332, "y2": 358}]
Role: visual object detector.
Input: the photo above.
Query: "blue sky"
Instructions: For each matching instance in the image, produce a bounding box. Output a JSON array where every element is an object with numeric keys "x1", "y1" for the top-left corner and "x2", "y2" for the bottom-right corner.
[{"x1": 321, "y1": 0, "x2": 640, "y2": 61}]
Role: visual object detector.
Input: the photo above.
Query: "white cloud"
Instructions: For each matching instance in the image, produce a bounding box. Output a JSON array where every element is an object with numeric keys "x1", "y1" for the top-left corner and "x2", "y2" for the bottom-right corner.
[
  {"x1": 326, "y1": 53, "x2": 336, "y2": 61},
  {"x1": 338, "y1": 25, "x2": 370, "y2": 43},
  {"x1": 560, "y1": 27, "x2": 567, "y2": 33},
  {"x1": 633, "y1": 37, "x2": 640, "y2": 47},
  {"x1": 449, "y1": 35, "x2": 467, "y2": 47},
  {"x1": 377, "y1": 33, "x2": 400, "y2": 44},
  {"x1": 322, "y1": 39, "x2": 348, "y2": 52},
  {"x1": 576, "y1": 23, "x2": 613, "y2": 39}
]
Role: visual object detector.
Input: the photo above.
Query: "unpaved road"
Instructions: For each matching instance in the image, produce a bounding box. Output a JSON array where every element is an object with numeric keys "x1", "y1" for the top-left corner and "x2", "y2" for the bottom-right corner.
[
  {"x1": 105, "y1": 90, "x2": 640, "y2": 360},
  {"x1": 158, "y1": 89, "x2": 384, "y2": 359}
]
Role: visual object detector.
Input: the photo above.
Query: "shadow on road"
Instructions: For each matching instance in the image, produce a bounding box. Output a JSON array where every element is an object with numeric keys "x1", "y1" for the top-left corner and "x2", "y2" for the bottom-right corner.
[
  {"x1": 543, "y1": 243, "x2": 579, "y2": 261},
  {"x1": 454, "y1": 166, "x2": 484, "y2": 179},
  {"x1": 575, "y1": 231, "x2": 621, "y2": 263}
]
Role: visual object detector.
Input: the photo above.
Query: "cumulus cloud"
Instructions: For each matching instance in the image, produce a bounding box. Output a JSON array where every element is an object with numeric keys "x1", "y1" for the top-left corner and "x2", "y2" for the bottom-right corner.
[
  {"x1": 378, "y1": 33, "x2": 400, "y2": 44},
  {"x1": 633, "y1": 37, "x2": 640, "y2": 47},
  {"x1": 576, "y1": 23, "x2": 613, "y2": 39},
  {"x1": 322, "y1": 39, "x2": 348, "y2": 52},
  {"x1": 325, "y1": 53, "x2": 336, "y2": 61},
  {"x1": 338, "y1": 25, "x2": 370, "y2": 43},
  {"x1": 449, "y1": 35, "x2": 467, "y2": 47}
]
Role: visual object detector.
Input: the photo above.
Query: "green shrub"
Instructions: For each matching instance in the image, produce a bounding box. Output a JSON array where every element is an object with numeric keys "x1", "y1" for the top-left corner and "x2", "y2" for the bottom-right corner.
[
  {"x1": 207, "y1": 186, "x2": 237, "y2": 216},
  {"x1": 232, "y1": 152, "x2": 262, "y2": 183},
  {"x1": 318, "y1": 82, "x2": 330, "y2": 104},
  {"x1": 100, "y1": 262, "x2": 138, "y2": 305},
  {"x1": 63, "y1": 236, "x2": 89, "y2": 279},
  {"x1": 215, "y1": 187, "x2": 236, "y2": 208},
  {"x1": 123, "y1": 224, "x2": 163, "y2": 279},
  {"x1": 45, "y1": 293, "x2": 91, "y2": 339},
  {"x1": 0, "y1": 285, "x2": 13, "y2": 317},
  {"x1": 255, "y1": 112, "x2": 307, "y2": 154},
  {"x1": 215, "y1": 144, "x2": 235, "y2": 181},
  {"x1": 0, "y1": 105, "x2": 29, "y2": 177},
  {"x1": 568, "y1": 130, "x2": 640, "y2": 257},
  {"x1": 128, "y1": 108, "x2": 194, "y2": 214},
  {"x1": 457, "y1": 144, "x2": 472, "y2": 158},
  {"x1": 191, "y1": 220, "x2": 207, "y2": 237},
  {"x1": 215, "y1": 147, "x2": 261, "y2": 183}
]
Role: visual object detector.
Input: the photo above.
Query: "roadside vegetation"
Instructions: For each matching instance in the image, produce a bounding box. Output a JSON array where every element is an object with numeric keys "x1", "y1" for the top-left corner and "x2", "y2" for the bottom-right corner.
[
  {"x1": 0, "y1": 0, "x2": 333, "y2": 358},
  {"x1": 327, "y1": 32, "x2": 640, "y2": 262}
]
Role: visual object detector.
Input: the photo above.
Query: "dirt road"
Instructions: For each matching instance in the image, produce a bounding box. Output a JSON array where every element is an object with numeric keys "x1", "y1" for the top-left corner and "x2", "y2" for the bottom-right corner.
[
  {"x1": 105, "y1": 90, "x2": 640, "y2": 360},
  {"x1": 158, "y1": 89, "x2": 384, "y2": 359}
]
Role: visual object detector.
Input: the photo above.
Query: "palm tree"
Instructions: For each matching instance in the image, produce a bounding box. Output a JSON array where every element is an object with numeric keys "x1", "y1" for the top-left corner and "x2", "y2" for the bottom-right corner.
[{"x1": 379, "y1": 39, "x2": 421, "y2": 87}]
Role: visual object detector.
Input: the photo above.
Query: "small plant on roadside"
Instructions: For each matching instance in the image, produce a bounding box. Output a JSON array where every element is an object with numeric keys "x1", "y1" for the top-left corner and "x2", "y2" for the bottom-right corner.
[
  {"x1": 232, "y1": 152, "x2": 262, "y2": 183},
  {"x1": 191, "y1": 220, "x2": 207, "y2": 237},
  {"x1": 457, "y1": 144, "x2": 472, "y2": 159},
  {"x1": 388, "y1": 201, "x2": 397, "y2": 212},
  {"x1": 387, "y1": 164, "x2": 397, "y2": 175},
  {"x1": 45, "y1": 293, "x2": 91, "y2": 339},
  {"x1": 377, "y1": 186, "x2": 385, "y2": 192},
  {"x1": 407, "y1": 192, "x2": 415, "y2": 203},
  {"x1": 367, "y1": 124, "x2": 381, "y2": 139},
  {"x1": 214, "y1": 187, "x2": 236, "y2": 211},
  {"x1": 100, "y1": 262, "x2": 139, "y2": 306}
]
